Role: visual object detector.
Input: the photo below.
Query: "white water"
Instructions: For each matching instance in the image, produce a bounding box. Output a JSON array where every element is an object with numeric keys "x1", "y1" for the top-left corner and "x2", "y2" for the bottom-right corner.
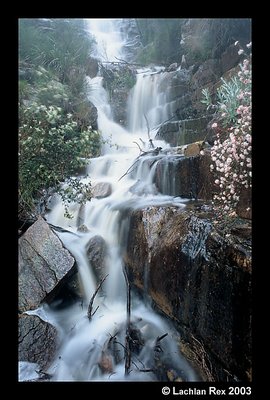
[
  {"x1": 127, "y1": 67, "x2": 173, "y2": 135},
  {"x1": 40, "y1": 19, "x2": 197, "y2": 382}
]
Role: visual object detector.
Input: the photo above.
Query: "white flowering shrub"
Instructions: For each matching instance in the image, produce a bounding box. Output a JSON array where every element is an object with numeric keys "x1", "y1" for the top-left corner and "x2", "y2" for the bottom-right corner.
[
  {"x1": 19, "y1": 103, "x2": 101, "y2": 219},
  {"x1": 202, "y1": 42, "x2": 252, "y2": 216}
]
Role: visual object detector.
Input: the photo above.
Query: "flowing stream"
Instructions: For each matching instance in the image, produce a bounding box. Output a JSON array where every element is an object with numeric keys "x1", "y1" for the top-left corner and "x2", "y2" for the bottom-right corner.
[{"x1": 32, "y1": 19, "x2": 198, "y2": 382}]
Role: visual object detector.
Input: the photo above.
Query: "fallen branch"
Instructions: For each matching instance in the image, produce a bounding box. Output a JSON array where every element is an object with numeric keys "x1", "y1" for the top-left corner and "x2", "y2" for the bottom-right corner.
[
  {"x1": 118, "y1": 158, "x2": 140, "y2": 182},
  {"x1": 156, "y1": 333, "x2": 168, "y2": 343},
  {"x1": 48, "y1": 223, "x2": 80, "y2": 236},
  {"x1": 118, "y1": 147, "x2": 163, "y2": 181},
  {"x1": 154, "y1": 332, "x2": 168, "y2": 353},
  {"x1": 87, "y1": 274, "x2": 109, "y2": 320},
  {"x1": 133, "y1": 141, "x2": 146, "y2": 154}
]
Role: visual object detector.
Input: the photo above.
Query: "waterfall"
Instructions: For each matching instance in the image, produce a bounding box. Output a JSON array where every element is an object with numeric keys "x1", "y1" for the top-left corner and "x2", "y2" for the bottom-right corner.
[
  {"x1": 127, "y1": 68, "x2": 173, "y2": 135},
  {"x1": 41, "y1": 19, "x2": 197, "y2": 382}
]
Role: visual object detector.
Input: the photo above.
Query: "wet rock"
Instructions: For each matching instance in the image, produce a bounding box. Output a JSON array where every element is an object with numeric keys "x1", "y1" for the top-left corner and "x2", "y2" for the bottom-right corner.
[
  {"x1": 155, "y1": 116, "x2": 213, "y2": 147},
  {"x1": 167, "y1": 62, "x2": 178, "y2": 72},
  {"x1": 86, "y1": 235, "x2": 107, "y2": 281},
  {"x1": 154, "y1": 153, "x2": 215, "y2": 200},
  {"x1": 85, "y1": 57, "x2": 99, "y2": 78},
  {"x1": 125, "y1": 206, "x2": 252, "y2": 381},
  {"x1": 74, "y1": 100, "x2": 98, "y2": 131},
  {"x1": 191, "y1": 59, "x2": 221, "y2": 89},
  {"x1": 236, "y1": 187, "x2": 252, "y2": 220},
  {"x1": 98, "y1": 351, "x2": 113, "y2": 374},
  {"x1": 221, "y1": 44, "x2": 243, "y2": 75},
  {"x1": 18, "y1": 314, "x2": 58, "y2": 370},
  {"x1": 77, "y1": 224, "x2": 89, "y2": 233},
  {"x1": 92, "y1": 182, "x2": 112, "y2": 199},
  {"x1": 19, "y1": 217, "x2": 75, "y2": 313}
]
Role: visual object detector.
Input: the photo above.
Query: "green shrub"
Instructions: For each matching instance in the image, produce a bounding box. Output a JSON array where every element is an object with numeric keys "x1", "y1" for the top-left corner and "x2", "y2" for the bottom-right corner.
[{"x1": 19, "y1": 103, "x2": 101, "y2": 220}]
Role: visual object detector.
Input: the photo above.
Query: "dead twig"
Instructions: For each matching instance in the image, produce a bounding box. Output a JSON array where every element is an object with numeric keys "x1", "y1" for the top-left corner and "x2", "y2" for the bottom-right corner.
[
  {"x1": 87, "y1": 274, "x2": 109, "y2": 320},
  {"x1": 154, "y1": 332, "x2": 168, "y2": 353},
  {"x1": 133, "y1": 141, "x2": 146, "y2": 154}
]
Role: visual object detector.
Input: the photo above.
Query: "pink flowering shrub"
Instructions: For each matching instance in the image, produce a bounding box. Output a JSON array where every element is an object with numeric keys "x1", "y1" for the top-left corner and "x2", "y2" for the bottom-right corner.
[{"x1": 203, "y1": 42, "x2": 252, "y2": 216}]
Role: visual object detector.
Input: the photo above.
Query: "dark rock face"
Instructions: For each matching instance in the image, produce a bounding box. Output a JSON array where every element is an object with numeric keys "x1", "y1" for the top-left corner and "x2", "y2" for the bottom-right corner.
[
  {"x1": 154, "y1": 153, "x2": 215, "y2": 200},
  {"x1": 86, "y1": 235, "x2": 107, "y2": 281},
  {"x1": 19, "y1": 217, "x2": 75, "y2": 313},
  {"x1": 85, "y1": 57, "x2": 99, "y2": 78},
  {"x1": 125, "y1": 206, "x2": 252, "y2": 381},
  {"x1": 221, "y1": 44, "x2": 243, "y2": 75},
  {"x1": 191, "y1": 59, "x2": 221, "y2": 89},
  {"x1": 100, "y1": 63, "x2": 136, "y2": 127},
  {"x1": 18, "y1": 314, "x2": 58, "y2": 370},
  {"x1": 155, "y1": 116, "x2": 213, "y2": 147}
]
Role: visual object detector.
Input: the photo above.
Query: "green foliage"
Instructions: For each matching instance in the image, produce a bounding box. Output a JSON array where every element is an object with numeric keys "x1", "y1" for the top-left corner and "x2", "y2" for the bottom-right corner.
[
  {"x1": 135, "y1": 18, "x2": 182, "y2": 65},
  {"x1": 18, "y1": 19, "x2": 101, "y2": 222},
  {"x1": 201, "y1": 74, "x2": 249, "y2": 125},
  {"x1": 216, "y1": 77, "x2": 243, "y2": 124},
  {"x1": 201, "y1": 88, "x2": 214, "y2": 110},
  {"x1": 19, "y1": 103, "x2": 101, "y2": 220},
  {"x1": 19, "y1": 18, "x2": 94, "y2": 97}
]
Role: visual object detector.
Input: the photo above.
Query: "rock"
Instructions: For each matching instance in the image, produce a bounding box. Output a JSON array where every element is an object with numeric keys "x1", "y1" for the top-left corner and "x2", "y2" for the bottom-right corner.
[
  {"x1": 167, "y1": 62, "x2": 178, "y2": 72},
  {"x1": 86, "y1": 235, "x2": 107, "y2": 281},
  {"x1": 155, "y1": 116, "x2": 213, "y2": 147},
  {"x1": 85, "y1": 57, "x2": 99, "y2": 78},
  {"x1": 153, "y1": 153, "x2": 215, "y2": 200},
  {"x1": 74, "y1": 100, "x2": 98, "y2": 131},
  {"x1": 191, "y1": 59, "x2": 221, "y2": 89},
  {"x1": 111, "y1": 88, "x2": 130, "y2": 126},
  {"x1": 92, "y1": 182, "x2": 112, "y2": 199},
  {"x1": 98, "y1": 351, "x2": 113, "y2": 374},
  {"x1": 184, "y1": 142, "x2": 202, "y2": 157},
  {"x1": 236, "y1": 187, "x2": 252, "y2": 220},
  {"x1": 19, "y1": 217, "x2": 75, "y2": 313},
  {"x1": 18, "y1": 314, "x2": 58, "y2": 370},
  {"x1": 221, "y1": 44, "x2": 243, "y2": 75},
  {"x1": 125, "y1": 206, "x2": 252, "y2": 381},
  {"x1": 77, "y1": 224, "x2": 89, "y2": 233}
]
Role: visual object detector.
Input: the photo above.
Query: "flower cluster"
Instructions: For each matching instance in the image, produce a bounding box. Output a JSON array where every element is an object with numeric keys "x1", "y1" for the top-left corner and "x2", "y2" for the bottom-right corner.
[
  {"x1": 209, "y1": 42, "x2": 252, "y2": 215},
  {"x1": 19, "y1": 102, "x2": 101, "y2": 218}
]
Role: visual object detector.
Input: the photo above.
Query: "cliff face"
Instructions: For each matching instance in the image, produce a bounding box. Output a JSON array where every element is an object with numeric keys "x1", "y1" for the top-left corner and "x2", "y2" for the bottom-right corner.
[{"x1": 124, "y1": 206, "x2": 252, "y2": 381}]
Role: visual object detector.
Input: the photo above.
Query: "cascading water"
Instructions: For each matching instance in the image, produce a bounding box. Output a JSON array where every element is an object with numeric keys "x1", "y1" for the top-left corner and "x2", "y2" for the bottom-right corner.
[{"x1": 26, "y1": 19, "x2": 198, "y2": 382}]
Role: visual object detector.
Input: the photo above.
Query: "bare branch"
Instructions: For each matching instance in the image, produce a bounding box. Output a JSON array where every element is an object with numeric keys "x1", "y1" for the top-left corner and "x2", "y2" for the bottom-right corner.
[
  {"x1": 87, "y1": 274, "x2": 109, "y2": 320},
  {"x1": 118, "y1": 158, "x2": 140, "y2": 182},
  {"x1": 156, "y1": 333, "x2": 168, "y2": 343},
  {"x1": 133, "y1": 141, "x2": 146, "y2": 154}
]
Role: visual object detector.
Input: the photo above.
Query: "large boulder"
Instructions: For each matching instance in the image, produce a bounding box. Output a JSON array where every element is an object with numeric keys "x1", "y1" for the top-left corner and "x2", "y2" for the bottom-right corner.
[
  {"x1": 86, "y1": 235, "x2": 107, "y2": 281},
  {"x1": 124, "y1": 206, "x2": 252, "y2": 381},
  {"x1": 19, "y1": 217, "x2": 75, "y2": 313},
  {"x1": 18, "y1": 314, "x2": 58, "y2": 370}
]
